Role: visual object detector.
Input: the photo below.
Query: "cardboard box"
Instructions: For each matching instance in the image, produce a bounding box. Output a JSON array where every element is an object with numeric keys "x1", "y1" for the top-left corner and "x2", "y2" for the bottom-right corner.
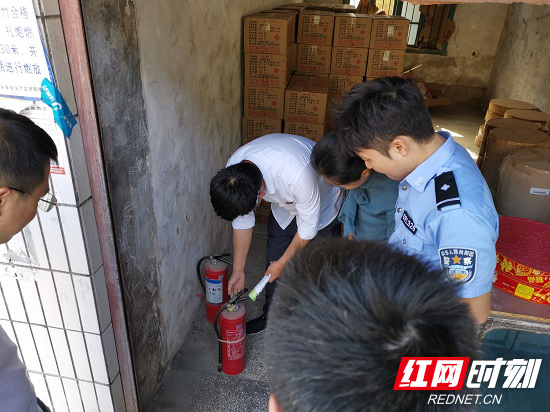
[
  {"x1": 359, "y1": 3, "x2": 379, "y2": 15},
  {"x1": 285, "y1": 75, "x2": 329, "y2": 125},
  {"x1": 265, "y1": 10, "x2": 299, "y2": 43},
  {"x1": 294, "y1": 72, "x2": 329, "y2": 78},
  {"x1": 330, "y1": 47, "x2": 368, "y2": 76},
  {"x1": 482, "y1": 128, "x2": 550, "y2": 191},
  {"x1": 485, "y1": 110, "x2": 503, "y2": 122},
  {"x1": 497, "y1": 148, "x2": 550, "y2": 224},
  {"x1": 328, "y1": 74, "x2": 363, "y2": 95},
  {"x1": 297, "y1": 11, "x2": 335, "y2": 46},
  {"x1": 422, "y1": 83, "x2": 452, "y2": 108},
  {"x1": 296, "y1": 44, "x2": 332, "y2": 74},
  {"x1": 366, "y1": 49, "x2": 405, "y2": 77},
  {"x1": 326, "y1": 94, "x2": 344, "y2": 128},
  {"x1": 306, "y1": 4, "x2": 333, "y2": 12},
  {"x1": 477, "y1": 118, "x2": 542, "y2": 169},
  {"x1": 418, "y1": 5, "x2": 455, "y2": 50},
  {"x1": 370, "y1": 16, "x2": 410, "y2": 49},
  {"x1": 244, "y1": 13, "x2": 294, "y2": 55},
  {"x1": 289, "y1": 42, "x2": 297, "y2": 72},
  {"x1": 279, "y1": 4, "x2": 308, "y2": 11},
  {"x1": 284, "y1": 121, "x2": 326, "y2": 142},
  {"x1": 244, "y1": 86, "x2": 285, "y2": 119},
  {"x1": 245, "y1": 53, "x2": 292, "y2": 89},
  {"x1": 489, "y1": 99, "x2": 535, "y2": 116},
  {"x1": 504, "y1": 109, "x2": 550, "y2": 125},
  {"x1": 333, "y1": 14, "x2": 372, "y2": 48},
  {"x1": 242, "y1": 117, "x2": 283, "y2": 144},
  {"x1": 332, "y1": 4, "x2": 358, "y2": 14}
]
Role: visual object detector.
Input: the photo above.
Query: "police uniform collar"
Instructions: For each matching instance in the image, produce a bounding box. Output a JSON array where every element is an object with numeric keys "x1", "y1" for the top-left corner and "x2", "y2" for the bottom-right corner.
[{"x1": 404, "y1": 131, "x2": 456, "y2": 193}]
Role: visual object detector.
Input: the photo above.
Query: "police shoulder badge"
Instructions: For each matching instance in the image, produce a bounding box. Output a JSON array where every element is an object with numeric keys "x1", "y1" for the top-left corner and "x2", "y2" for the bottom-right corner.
[{"x1": 438, "y1": 248, "x2": 477, "y2": 284}]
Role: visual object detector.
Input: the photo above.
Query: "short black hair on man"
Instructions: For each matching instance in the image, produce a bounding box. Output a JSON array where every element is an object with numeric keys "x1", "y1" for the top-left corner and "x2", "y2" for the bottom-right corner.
[
  {"x1": 0, "y1": 108, "x2": 58, "y2": 193},
  {"x1": 335, "y1": 77, "x2": 436, "y2": 157},
  {"x1": 267, "y1": 239, "x2": 478, "y2": 412},
  {"x1": 312, "y1": 132, "x2": 366, "y2": 185},
  {"x1": 210, "y1": 162, "x2": 263, "y2": 221}
]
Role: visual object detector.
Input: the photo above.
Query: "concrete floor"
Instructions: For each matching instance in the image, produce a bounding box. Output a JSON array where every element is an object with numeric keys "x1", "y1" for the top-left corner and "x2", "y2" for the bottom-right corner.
[
  {"x1": 431, "y1": 105, "x2": 484, "y2": 160},
  {"x1": 150, "y1": 105, "x2": 485, "y2": 412},
  {"x1": 151, "y1": 225, "x2": 269, "y2": 412}
]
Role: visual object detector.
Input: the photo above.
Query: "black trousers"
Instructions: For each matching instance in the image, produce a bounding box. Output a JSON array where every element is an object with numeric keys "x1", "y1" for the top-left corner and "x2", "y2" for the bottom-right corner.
[{"x1": 263, "y1": 212, "x2": 341, "y2": 317}]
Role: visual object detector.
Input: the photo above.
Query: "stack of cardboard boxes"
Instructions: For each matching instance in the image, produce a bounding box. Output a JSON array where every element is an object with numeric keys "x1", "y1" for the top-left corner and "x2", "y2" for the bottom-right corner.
[
  {"x1": 366, "y1": 16, "x2": 409, "y2": 81},
  {"x1": 326, "y1": 13, "x2": 372, "y2": 130},
  {"x1": 243, "y1": 12, "x2": 296, "y2": 143},
  {"x1": 283, "y1": 10, "x2": 335, "y2": 141},
  {"x1": 244, "y1": 7, "x2": 410, "y2": 143}
]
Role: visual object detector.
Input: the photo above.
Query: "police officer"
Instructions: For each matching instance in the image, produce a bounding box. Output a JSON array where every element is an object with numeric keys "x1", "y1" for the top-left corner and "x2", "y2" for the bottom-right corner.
[{"x1": 334, "y1": 77, "x2": 498, "y2": 323}]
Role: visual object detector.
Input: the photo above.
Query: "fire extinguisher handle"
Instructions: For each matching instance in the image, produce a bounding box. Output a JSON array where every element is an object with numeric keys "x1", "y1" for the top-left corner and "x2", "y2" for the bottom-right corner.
[
  {"x1": 212, "y1": 252, "x2": 231, "y2": 260},
  {"x1": 217, "y1": 257, "x2": 233, "y2": 266},
  {"x1": 229, "y1": 288, "x2": 249, "y2": 304}
]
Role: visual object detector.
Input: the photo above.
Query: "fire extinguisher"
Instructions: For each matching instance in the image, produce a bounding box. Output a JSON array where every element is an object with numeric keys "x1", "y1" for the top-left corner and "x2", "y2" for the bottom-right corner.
[
  {"x1": 196, "y1": 253, "x2": 232, "y2": 323},
  {"x1": 214, "y1": 289, "x2": 248, "y2": 376}
]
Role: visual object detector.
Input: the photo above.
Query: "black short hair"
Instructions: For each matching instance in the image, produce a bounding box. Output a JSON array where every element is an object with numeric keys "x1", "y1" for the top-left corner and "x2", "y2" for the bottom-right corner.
[
  {"x1": 267, "y1": 239, "x2": 478, "y2": 412},
  {"x1": 210, "y1": 162, "x2": 262, "y2": 221},
  {"x1": 312, "y1": 132, "x2": 366, "y2": 185},
  {"x1": 0, "y1": 108, "x2": 58, "y2": 192},
  {"x1": 335, "y1": 77, "x2": 435, "y2": 156}
]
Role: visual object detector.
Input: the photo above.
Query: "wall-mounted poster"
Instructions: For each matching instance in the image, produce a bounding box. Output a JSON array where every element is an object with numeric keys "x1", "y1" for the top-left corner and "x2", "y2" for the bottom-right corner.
[{"x1": 0, "y1": 0, "x2": 53, "y2": 99}]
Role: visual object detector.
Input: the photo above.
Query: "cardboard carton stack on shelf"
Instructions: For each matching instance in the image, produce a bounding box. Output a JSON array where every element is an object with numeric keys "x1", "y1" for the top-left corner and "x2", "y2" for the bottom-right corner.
[
  {"x1": 283, "y1": 9, "x2": 335, "y2": 141},
  {"x1": 243, "y1": 12, "x2": 296, "y2": 143},
  {"x1": 366, "y1": 16, "x2": 408, "y2": 81},
  {"x1": 326, "y1": 13, "x2": 372, "y2": 130},
  {"x1": 244, "y1": 6, "x2": 411, "y2": 143}
]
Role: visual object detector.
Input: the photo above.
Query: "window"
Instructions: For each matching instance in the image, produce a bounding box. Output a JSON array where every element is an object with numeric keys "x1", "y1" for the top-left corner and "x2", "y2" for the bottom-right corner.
[{"x1": 393, "y1": 1, "x2": 457, "y2": 55}]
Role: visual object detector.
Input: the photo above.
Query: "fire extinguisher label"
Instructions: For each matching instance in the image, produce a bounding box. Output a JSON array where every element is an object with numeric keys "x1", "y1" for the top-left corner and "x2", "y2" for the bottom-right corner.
[
  {"x1": 206, "y1": 276, "x2": 224, "y2": 304},
  {"x1": 226, "y1": 326, "x2": 245, "y2": 360}
]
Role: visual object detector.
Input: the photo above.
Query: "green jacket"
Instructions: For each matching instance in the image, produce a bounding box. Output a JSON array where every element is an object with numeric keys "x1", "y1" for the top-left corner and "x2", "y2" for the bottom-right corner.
[{"x1": 338, "y1": 171, "x2": 398, "y2": 242}]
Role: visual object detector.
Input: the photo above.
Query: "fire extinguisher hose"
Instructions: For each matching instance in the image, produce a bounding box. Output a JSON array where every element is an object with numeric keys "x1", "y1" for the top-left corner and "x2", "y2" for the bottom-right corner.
[{"x1": 196, "y1": 253, "x2": 232, "y2": 294}]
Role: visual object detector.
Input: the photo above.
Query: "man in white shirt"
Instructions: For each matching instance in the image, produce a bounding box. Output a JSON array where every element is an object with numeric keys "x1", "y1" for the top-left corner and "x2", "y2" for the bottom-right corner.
[
  {"x1": 210, "y1": 134, "x2": 342, "y2": 333},
  {"x1": 0, "y1": 108, "x2": 58, "y2": 412}
]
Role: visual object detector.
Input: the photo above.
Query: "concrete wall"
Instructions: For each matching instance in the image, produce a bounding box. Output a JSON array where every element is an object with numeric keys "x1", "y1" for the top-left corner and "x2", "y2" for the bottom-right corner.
[
  {"x1": 487, "y1": 4, "x2": 550, "y2": 113},
  {"x1": 404, "y1": 4, "x2": 509, "y2": 104},
  {"x1": 83, "y1": 0, "x2": 299, "y2": 408},
  {"x1": 80, "y1": 0, "x2": 161, "y2": 408}
]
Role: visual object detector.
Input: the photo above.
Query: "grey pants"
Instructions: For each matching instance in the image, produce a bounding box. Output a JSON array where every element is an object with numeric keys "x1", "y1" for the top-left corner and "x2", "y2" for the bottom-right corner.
[{"x1": 263, "y1": 212, "x2": 341, "y2": 317}]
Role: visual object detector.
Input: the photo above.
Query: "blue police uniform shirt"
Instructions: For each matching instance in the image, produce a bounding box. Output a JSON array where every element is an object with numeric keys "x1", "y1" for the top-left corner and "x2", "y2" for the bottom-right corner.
[
  {"x1": 338, "y1": 171, "x2": 398, "y2": 242},
  {"x1": 388, "y1": 131, "x2": 499, "y2": 299}
]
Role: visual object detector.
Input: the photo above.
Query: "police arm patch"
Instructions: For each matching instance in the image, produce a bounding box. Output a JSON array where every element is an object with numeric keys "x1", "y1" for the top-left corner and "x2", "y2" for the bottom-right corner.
[{"x1": 438, "y1": 248, "x2": 477, "y2": 284}]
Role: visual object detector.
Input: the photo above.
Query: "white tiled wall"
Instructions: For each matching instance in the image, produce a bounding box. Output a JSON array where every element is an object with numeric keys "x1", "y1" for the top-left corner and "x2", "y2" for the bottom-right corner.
[{"x1": 0, "y1": 1, "x2": 125, "y2": 411}]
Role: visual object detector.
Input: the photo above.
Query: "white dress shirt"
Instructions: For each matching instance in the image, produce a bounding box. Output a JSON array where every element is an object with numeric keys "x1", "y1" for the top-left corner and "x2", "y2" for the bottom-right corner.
[
  {"x1": 227, "y1": 134, "x2": 342, "y2": 240},
  {"x1": 0, "y1": 325, "x2": 40, "y2": 412}
]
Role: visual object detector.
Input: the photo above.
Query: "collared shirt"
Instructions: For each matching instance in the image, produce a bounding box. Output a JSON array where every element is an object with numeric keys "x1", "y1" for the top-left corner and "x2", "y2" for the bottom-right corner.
[
  {"x1": 338, "y1": 171, "x2": 398, "y2": 242},
  {"x1": 0, "y1": 325, "x2": 40, "y2": 412},
  {"x1": 227, "y1": 134, "x2": 343, "y2": 240},
  {"x1": 389, "y1": 132, "x2": 499, "y2": 299}
]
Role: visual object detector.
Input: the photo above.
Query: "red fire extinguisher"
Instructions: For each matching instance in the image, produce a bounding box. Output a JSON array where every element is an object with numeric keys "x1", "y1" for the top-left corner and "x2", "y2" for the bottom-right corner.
[
  {"x1": 214, "y1": 289, "x2": 248, "y2": 375},
  {"x1": 197, "y1": 253, "x2": 231, "y2": 323}
]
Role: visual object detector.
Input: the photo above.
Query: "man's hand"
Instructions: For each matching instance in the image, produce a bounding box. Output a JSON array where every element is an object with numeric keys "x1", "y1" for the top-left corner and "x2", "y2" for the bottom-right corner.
[
  {"x1": 228, "y1": 270, "x2": 245, "y2": 296},
  {"x1": 348, "y1": 233, "x2": 354, "y2": 240},
  {"x1": 266, "y1": 259, "x2": 286, "y2": 282}
]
